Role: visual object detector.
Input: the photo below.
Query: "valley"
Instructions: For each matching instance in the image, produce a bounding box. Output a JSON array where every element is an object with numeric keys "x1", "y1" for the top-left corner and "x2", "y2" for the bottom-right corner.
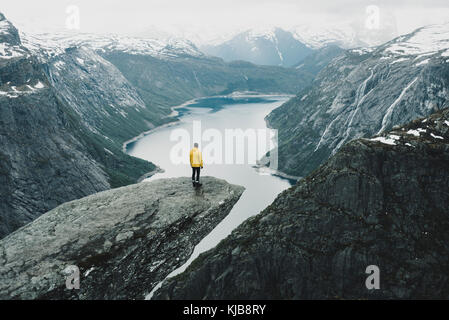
[
  {"x1": 0, "y1": 12, "x2": 313, "y2": 238},
  {"x1": 1, "y1": 6, "x2": 449, "y2": 301},
  {"x1": 125, "y1": 95, "x2": 294, "y2": 297}
]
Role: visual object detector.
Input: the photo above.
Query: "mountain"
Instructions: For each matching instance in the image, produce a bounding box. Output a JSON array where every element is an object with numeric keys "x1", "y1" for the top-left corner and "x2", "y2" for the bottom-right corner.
[
  {"x1": 25, "y1": 31, "x2": 315, "y2": 118},
  {"x1": 291, "y1": 24, "x2": 368, "y2": 49},
  {"x1": 291, "y1": 14, "x2": 398, "y2": 49},
  {"x1": 0, "y1": 13, "x2": 316, "y2": 238},
  {"x1": 0, "y1": 13, "x2": 156, "y2": 238},
  {"x1": 266, "y1": 23, "x2": 449, "y2": 178},
  {"x1": 154, "y1": 108, "x2": 449, "y2": 299},
  {"x1": 200, "y1": 28, "x2": 314, "y2": 67},
  {"x1": 293, "y1": 44, "x2": 345, "y2": 76},
  {"x1": 0, "y1": 177, "x2": 244, "y2": 299}
]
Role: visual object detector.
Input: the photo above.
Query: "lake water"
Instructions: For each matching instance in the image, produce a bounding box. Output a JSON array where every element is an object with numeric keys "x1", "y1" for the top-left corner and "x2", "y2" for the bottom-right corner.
[{"x1": 125, "y1": 94, "x2": 294, "y2": 292}]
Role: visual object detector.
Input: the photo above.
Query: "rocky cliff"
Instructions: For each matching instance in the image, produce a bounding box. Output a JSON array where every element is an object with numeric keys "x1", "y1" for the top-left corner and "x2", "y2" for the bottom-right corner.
[
  {"x1": 0, "y1": 177, "x2": 244, "y2": 300},
  {"x1": 267, "y1": 23, "x2": 449, "y2": 178},
  {"x1": 154, "y1": 109, "x2": 449, "y2": 299},
  {"x1": 0, "y1": 14, "x2": 155, "y2": 238}
]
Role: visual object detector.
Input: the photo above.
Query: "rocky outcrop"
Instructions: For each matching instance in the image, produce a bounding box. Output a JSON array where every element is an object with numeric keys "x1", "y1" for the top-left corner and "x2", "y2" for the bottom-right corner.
[
  {"x1": 154, "y1": 109, "x2": 449, "y2": 300},
  {"x1": 0, "y1": 177, "x2": 244, "y2": 300},
  {"x1": 267, "y1": 23, "x2": 449, "y2": 178}
]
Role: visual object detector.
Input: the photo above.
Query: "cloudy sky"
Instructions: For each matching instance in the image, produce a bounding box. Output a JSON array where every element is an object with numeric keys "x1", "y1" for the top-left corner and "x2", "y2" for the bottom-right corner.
[{"x1": 2, "y1": 0, "x2": 449, "y2": 42}]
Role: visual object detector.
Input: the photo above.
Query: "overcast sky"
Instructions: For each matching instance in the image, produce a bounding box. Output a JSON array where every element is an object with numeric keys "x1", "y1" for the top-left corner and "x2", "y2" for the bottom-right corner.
[{"x1": 2, "y1": 0, "x2": 449, "y2": 41}]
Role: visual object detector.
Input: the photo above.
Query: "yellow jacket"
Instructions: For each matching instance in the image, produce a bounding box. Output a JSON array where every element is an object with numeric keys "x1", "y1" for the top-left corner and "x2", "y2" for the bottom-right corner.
[{"x1": 190, "y1": 148, "x2": 203, "y2": 168}]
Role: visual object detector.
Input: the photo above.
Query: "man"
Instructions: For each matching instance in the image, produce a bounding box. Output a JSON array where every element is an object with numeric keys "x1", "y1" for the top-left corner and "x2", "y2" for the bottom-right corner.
[{"x1": 190, "y1": 143, "x2": 203, "y2": 187}]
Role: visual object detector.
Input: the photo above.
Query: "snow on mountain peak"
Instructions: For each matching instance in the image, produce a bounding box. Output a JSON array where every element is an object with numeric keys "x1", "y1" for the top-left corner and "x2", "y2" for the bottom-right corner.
[
  {"x1": 384, "y1": 23, "x2": 449, "y2": 57},
  {"x1": 245, "y1": 27, "x2": 279, "y2": 42},
  {"x1": 291, "y1": 24, "x2": 363, "y2": 49},
  {"x1": 0, "y1": 14, "x2": 28, "y2": 60},
  {"x1": 20, "y1": 32, "x2": 203, "y2": 61}
]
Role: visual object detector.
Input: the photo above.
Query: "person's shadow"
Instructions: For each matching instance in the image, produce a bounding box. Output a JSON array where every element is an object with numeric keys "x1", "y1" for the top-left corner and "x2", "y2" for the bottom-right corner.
[{"x1": 193, "y1": 184, "x2": 203, "y2": 196}]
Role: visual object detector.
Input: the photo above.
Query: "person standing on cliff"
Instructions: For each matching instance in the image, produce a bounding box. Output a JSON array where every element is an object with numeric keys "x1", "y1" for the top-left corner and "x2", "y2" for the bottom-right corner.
[{"x1": 190, "y1": 143, "x2": 203, "y2": 187}]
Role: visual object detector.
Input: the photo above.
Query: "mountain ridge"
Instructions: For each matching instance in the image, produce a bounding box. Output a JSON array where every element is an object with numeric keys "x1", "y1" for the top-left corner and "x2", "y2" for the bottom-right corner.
[
  {"x1": 200, "y1": 27, "x2": 314, "y2": 67},
  {"x1": 266, "y1": 22, "x2": 449, "y2": 178}
]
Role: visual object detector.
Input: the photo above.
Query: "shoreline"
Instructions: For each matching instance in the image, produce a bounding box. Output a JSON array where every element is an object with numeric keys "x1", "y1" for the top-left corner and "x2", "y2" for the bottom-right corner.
[
  {"x1": 121, "y1": 120, "x2": 180, "y2": 153},
  {"x1": 257, "y1": 101, "x2": 301, "y2": 183},
  {"x1": 253, "y1": 164, "x2": 301, "y2": 183},
  {"x1": 122, "y1": 91, "x2": 294, "y2": 153},
  {"x1": 136, "y1": 167, "x2": 165, "y2": 183},
  {"x1": 122, "y1": 91, "x2": 295, "y2": 183},
  {"x1": 168, "y1": 91, "x2": 294, "y2": 117}
]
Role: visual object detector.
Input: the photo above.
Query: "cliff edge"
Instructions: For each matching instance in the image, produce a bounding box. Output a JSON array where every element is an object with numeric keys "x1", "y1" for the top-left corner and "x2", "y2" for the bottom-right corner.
[
  {"x1": 0, "y1": 177, "x2": 244, "y2": 299},
  {"x1": 155, "y1": 109, "x2": 449, "y2": 300}
]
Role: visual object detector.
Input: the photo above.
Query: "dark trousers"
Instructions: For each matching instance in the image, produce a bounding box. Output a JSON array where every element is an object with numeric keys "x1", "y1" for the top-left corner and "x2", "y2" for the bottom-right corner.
[{"x1": 192, "y1": 167, "x2": 201, "y2": 182}]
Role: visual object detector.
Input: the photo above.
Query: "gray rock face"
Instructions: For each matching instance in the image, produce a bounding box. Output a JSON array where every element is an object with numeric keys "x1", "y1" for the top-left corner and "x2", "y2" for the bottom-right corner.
[
  {"x1": 0, "y1": 13, "x2": 20, "y2": 47},
  {"x1": 293, "y1": 44, "x2": 345, "y2": 76},
  {"x1": 0, "y1": 177, "x2": 244, "y2": 300},
  {"x1": 0, "y1": 14, "x2": 156, "y2": 238},
  {"x1": 267, "y1": 23, "x2": 449, "y2": 178},
  {"x1": 154, "y1": 109, "x2": 449, "y2": 300},
  {"x1": 0, "y1": 55, "x2": 110, "y2": 238}
]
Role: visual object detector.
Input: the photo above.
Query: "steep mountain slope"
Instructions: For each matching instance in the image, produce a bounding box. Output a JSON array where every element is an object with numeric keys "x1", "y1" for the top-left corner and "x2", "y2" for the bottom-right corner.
[
  {"x1": 267, "y1": 23, "x2": 449, "y2": 178},
  {"x1": 0, "y1": 177, "x2": 244, "y2": 299},
  {"x1": 293, "y1": 44, "x2": 345, "y2": 76},
  {"x1": 154, "y1": 108, "x2": 449, "y2": 300},
  {"x1": 201, "y1": 28, "x2": 313, "y2": 67},
  {"x1": 0, "y1": 14, "x2": 155, "y2": 238}
]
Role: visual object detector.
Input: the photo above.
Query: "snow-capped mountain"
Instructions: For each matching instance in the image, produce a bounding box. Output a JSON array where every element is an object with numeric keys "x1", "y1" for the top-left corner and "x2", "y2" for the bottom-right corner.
[
  {"x1": 291, "y1": 18, "x2": 398, "y2": 49},
  {"x1": 20, "y1": 32, "x2": 204, "y2": 61},
  {"x1": 380, "y1": 23, "x2": 449, "y2": 59},
  {"x1": 291, "y1": 24, "x2": 367, "y2": 49},
  {"x1": 267, "y1": 22, "x2": 449, "y2": 178},
  {"x1": 200, "y1": 27, "x2": 313, "y2": 67},
  {"x1": 0, "y1": 13, "x2": 28, "y2": 60}
]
